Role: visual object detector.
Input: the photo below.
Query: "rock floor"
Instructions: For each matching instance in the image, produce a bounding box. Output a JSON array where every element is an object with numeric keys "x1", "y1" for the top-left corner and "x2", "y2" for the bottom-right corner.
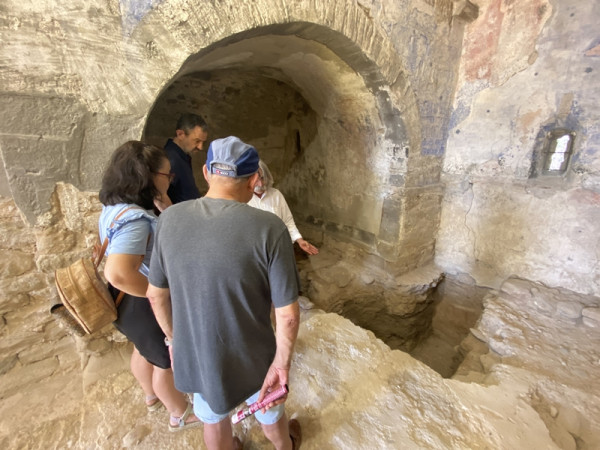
[{"x1": 1, "y1": 278, "x2": 600, "y2": 449}]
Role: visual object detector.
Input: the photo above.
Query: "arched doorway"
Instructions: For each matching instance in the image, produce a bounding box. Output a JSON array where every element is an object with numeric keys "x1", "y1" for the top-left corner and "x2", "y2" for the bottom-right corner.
[{"x1": 143, "y1": 24, "x2": 415, "y2": 263}]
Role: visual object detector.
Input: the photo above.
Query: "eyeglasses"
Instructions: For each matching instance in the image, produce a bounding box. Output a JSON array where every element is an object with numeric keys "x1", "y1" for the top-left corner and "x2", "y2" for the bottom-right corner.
[{"x1": 155, "y1": 171, "x2": 175, "y2": 181}]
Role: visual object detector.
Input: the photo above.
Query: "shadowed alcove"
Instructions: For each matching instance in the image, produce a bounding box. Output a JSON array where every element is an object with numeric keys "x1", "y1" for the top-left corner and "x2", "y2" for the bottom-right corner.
[{"x1": 143, "y1": 24, "x2": 398, "y2": 257}]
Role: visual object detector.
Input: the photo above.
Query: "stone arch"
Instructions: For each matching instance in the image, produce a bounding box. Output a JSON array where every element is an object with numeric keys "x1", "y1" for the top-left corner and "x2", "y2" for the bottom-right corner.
[
  {"x1": 139, "y1": 17, "x2": 418, "y2": 264},
  {"x1": 1, "y1": 0, "x2": 438, "y2": 272},
  {"x1": 134, "y1": 0, "x2": 408, "y2": 87}
]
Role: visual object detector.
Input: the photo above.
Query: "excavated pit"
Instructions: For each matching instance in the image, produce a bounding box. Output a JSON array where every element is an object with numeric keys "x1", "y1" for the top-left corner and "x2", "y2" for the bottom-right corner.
[
  {"x1": 409, "y1": 276, "x2": 488, "y2": 378},
  {"x1": 295, "y1": 249, "x2": 487, "y2": 378},
  {"x1": 336, "y1": 276, "x2": 487, "y2": 378}
]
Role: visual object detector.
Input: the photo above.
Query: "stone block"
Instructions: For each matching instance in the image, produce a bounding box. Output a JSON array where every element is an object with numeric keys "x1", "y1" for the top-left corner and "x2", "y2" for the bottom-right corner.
[
  {"x1": 0, "y1": 293, "x2": 30, "y2": 315},
  {"x1": 54, "y1": 183, "x2": 103, "y2": 233},
  {"x1": 122, "y1": 425, "x2": 152, "y2": 448},
  {"x1": 0, "y1": 272, "x2": 49, "y2": 296},
  {"x1": 500, "y1": 278, "x2": 534, "y2": 298},
  {"x1": 395, "y1": 263, "x2": 444, "y2": 290},
  {"x1": 35, "y1": 226, "x2": 78, "y2": 254},
  {"x1": 80, "y1": 114, "x2": 145, "y2": 190},
  {"x1": 533, "y1": 295, "x2": 556, "y2": 316},
  {"x1": 0, "y1": 220, "x2": 36, "y2": 253},
  {"x1": 302, "y1": 251, "x2": 341, "y2": 271},
  {"x1": 469, "y1": 327, "x2": 488, "y2": 343},
  {"x1": 0, "y1": 357, "x2": 59, "y2": 399},
  {"x1": 557, "y1": 405, "x2": 582, "y2": 436},
  {"x1": 1, "y1": 109, "x2": 84, "y2": 222},
  {"x1": 0, "y1": 94, "x2": 83, "y2": 137},
  {"x1": 556, "y1": 301, "x2": 582, "y2": 320},
  {"x1": 582, "y1": 307, "x2": 600, "y2": 322},
  {"x1": 17, "y1": 335, "x2": 76, "y2": 366},
  {"x1": 317, "y1": 265, "x2": 353, "y2": 288},
  {"x1": 378, "y1": 195, "x2": 402, "y2": 242},
  {"x1": 0, "y1": 250, "x2": 36, "y2": 278},
  {"x1": 82, "y1": 349, "x2": 130, "y2": 390},
  {"x1": 0, "y1": 355, "x2": 18, "y2": 376}
]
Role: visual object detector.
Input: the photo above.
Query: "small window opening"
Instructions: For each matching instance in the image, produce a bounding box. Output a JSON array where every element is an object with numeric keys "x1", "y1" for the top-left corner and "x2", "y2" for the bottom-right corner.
[{"x1": 541, "y1": 129, "x2": 575, "y2": 175}]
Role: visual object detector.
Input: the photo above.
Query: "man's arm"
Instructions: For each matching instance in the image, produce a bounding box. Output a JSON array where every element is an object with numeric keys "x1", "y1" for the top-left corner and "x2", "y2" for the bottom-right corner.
[
  {"x1": 258, "y1": 301, "x2": 300, "y2": 408},
  {"x1": 272, "y1": 301, "x2": 300, "y2": 369},
  {"x1": 146, "y1": 283, "x2": 174, "y2": 340}
]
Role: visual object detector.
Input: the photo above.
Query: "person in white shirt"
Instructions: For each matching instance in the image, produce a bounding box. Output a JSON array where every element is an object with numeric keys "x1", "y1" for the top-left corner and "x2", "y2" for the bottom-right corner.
[{"x1": 248, "y1": 160, "x2": 319, "y2": 255}]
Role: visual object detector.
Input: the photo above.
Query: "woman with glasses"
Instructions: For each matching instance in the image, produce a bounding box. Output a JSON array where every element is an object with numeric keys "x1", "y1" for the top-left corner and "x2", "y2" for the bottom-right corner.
[{"x1": 98, "y1": 140, "x2": 200, "y2": 432}]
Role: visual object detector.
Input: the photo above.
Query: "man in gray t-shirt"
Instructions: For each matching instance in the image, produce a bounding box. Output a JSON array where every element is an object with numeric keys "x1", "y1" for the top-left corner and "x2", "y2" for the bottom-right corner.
[{"x1": 147, "y1": 136, "x2": 302, "y2": 450}]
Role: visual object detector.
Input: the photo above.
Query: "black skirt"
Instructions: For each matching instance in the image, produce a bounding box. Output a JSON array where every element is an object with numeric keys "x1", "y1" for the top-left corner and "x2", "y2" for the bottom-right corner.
[{"x1": 110, "y1": 285, "x2": 171, "y2": 369}]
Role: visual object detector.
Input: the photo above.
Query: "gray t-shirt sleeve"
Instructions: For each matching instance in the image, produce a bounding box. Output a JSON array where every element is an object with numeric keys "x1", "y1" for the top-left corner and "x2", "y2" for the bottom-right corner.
[{"x1": 148, "y1": 217, "x2": 169, "y2": 288}]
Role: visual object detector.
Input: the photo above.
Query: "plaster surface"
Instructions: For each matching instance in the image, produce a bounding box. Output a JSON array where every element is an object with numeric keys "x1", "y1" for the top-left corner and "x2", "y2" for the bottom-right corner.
[{"x1": 436, "y1": 0, "x2": 600, "y2": 295}]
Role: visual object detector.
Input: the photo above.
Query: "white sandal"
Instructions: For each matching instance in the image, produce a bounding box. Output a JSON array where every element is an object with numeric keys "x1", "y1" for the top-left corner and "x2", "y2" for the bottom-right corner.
[
  {"x1": 168, "y1": 402, "x2": 202, "y2": 432},
  {"x1": 145, "y1": 395, "x2": 164, "y2": 412}
]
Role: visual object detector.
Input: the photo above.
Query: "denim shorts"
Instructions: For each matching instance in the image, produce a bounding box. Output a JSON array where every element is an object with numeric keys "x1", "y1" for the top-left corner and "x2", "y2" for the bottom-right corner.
[{"x1": 193, "y1": 390, "x2": 285, "y2": 425}]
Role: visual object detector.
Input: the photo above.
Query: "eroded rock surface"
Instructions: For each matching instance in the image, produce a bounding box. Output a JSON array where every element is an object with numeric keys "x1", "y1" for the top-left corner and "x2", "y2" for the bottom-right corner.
[{"x1": 2, "y1": 281, "x2": 599, "y2": 449}]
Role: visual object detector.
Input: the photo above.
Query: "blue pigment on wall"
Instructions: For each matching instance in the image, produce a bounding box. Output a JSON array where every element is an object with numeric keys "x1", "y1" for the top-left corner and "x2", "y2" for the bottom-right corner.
[{"x1": 120, "y1": 0, "x2": 163, "y2": 35}]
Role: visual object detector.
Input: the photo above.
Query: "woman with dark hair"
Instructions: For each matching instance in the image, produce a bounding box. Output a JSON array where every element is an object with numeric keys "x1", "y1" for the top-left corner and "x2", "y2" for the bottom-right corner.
[{"x1": 99, "y1": 140, "x2": 200, "y2": 431}]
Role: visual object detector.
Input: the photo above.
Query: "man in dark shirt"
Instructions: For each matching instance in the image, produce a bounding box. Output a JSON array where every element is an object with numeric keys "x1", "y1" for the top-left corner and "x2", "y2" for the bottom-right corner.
[{"x1": 164, "y1": 113, "x2": 208, "y2": 204}]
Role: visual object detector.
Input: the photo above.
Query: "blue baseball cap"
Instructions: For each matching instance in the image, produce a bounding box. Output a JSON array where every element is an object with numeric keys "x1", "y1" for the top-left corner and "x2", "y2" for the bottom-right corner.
[{"x1": 205, "y1": 136, "x2": 260, "y2": 178}]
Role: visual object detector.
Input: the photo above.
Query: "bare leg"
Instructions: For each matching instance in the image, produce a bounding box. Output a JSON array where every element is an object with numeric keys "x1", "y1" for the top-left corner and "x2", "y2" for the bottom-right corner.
[
  {"x1": 129, "y1": 346, "x2": 154, "y2": 397},
  {"x1": 152, "y1": 366, "x2": 191, "y2": 417},
  {"x1": 131, "y1": 351, "x2": 199, "y2": 426},
  {"x1": 203, "y1": 418, "x2": 236, "y2": 450},
  {"x1": 261, "y1": 414, "x2": 292, "y2": 450}
]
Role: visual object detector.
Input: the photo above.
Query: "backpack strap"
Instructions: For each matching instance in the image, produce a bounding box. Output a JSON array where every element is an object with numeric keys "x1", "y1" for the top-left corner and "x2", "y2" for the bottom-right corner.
[
  {"x1": 94, "y1": 206, "x2": 147, "y2": 308},
  {"x1": 93, "y1": 206, "x2": 142, "y2": 268},
  {"x1": 114, "y1": 290, "x2": 126, "y2": 309}
]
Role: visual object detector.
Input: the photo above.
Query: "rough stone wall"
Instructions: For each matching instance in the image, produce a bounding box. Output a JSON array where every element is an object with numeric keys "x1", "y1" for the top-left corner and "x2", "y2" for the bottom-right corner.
[
  {"x1": 436, "y1": 0, "x2": 600, "y2": 295},
  {"x1": 0, "y1": 184, "x2": 130, "y2": 415},
  {"x1": 455, "y1": 277, "x2": 600, "y2": 449},
  {"x1": 0, "y1": 0, "x2": 463, "y2": 272},
  {"x1": 296, "y1": 241, "x2": 446, "y2": 352},
  {"x1": 143, "y1": 67, "x2": 319, "y2": 195}
]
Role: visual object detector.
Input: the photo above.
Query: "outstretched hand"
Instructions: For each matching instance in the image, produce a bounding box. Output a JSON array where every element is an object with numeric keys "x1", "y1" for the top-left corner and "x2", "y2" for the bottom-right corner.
[
  {"x1": 258, "y1": 365, "x2": 289, "y2": 413},
  {"x1": 297, "y1": 238, "x2": 319, "y2": 255}
]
